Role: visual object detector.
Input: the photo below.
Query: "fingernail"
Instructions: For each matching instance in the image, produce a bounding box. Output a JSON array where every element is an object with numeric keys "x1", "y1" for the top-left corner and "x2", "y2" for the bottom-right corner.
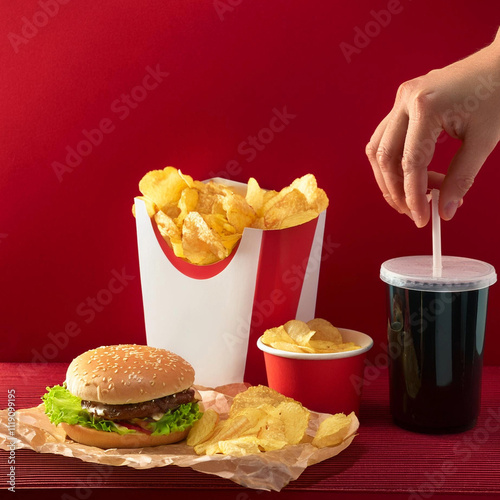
[
  {"x1": 410, "y1": 210, "x2": 426, "y2": 228},
  {"x1": 443, "y1": 200, "x2": 459, "y2": 220}
]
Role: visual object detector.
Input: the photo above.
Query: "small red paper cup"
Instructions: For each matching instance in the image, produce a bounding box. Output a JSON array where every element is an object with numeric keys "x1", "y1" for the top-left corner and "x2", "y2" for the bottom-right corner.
[{"x1": 257, "y1": 328, "x2": 373, "y2": 415}]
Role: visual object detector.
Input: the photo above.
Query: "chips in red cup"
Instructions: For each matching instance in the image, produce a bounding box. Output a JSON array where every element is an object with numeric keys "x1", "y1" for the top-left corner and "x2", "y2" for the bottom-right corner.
[{"x1": 258, "y1": 324, "x2": 373, "y2": 415}]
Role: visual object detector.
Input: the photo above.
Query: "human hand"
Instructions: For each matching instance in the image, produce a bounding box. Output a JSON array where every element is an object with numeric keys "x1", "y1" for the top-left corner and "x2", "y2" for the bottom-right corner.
[{"x1": 366, "y1": 28, "x2": 500, "y2": 227}]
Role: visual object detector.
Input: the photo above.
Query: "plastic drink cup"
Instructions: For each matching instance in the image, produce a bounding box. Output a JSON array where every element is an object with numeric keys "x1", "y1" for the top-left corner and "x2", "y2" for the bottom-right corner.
[{"x1": 380, "y1": 255, "x2": 497, "y2": 433}]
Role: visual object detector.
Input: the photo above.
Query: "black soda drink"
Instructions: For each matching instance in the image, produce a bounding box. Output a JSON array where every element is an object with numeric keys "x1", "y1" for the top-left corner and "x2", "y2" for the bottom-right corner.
[
  {"x1": 387, "y1": 286, "x2": 488, "y2": 433},
  {"x1": 381, "y1": 256, "x2": 496, "y2": 434}
]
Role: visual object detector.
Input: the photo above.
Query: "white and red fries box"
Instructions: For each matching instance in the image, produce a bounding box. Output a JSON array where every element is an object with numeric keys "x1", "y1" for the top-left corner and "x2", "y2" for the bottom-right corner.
[{"x1": 134, "y1": 178, "x2": 327, "y2": 388}]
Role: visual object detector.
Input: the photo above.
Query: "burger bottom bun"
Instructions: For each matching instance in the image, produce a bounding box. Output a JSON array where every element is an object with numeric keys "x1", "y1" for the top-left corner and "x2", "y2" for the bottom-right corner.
[{"x1": 60, "y1": 423, "x2": 190, "y2": 449}]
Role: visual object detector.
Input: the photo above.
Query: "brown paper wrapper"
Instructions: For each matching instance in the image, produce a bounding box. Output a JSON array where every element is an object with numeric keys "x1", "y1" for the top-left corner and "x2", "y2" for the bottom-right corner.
[{"x1": 0, "y1": 383, "x2": 359, "y2": 491}]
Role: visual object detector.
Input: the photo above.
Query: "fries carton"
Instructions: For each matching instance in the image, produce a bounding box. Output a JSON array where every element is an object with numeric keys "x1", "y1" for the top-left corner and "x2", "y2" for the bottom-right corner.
[{"x1": 135, "y1": 178, "x2": 326, "y2": 387}]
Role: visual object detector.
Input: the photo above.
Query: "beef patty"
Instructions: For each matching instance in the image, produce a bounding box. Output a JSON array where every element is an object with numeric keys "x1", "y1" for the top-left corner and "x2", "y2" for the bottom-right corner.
[{"x1": 81, "y1": 388, "x2": 197, "y2": 420}]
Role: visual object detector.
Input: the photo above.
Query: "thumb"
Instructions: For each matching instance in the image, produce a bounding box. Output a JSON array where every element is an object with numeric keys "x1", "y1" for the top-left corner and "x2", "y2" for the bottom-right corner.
[{"x1": 439, "y1": 139, "x2": 493, "y2": 220}]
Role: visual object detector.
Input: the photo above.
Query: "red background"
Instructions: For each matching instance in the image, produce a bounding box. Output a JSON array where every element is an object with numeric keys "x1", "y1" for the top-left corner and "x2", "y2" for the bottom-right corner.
[{"x1": 1, "y1": 0, "x2": 499, "y2": 366}]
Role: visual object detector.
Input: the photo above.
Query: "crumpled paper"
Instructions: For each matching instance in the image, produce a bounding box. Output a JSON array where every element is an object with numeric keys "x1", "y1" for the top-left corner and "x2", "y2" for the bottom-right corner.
[{"x1": 0, "y1": 383, "x2": 359, "y2": 491}]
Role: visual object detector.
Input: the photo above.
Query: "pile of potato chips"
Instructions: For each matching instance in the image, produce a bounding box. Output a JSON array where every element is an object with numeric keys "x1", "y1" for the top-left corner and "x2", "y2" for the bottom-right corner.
[
  {"x1": 134, "y1": 167, "x2": 328, "y2": 265},
  {"x1": 261, "y1": 318, "x2": 361, "y2": 354},
  {"x1": 187, "y1": 385, "x2": 354, "y2": 456}
]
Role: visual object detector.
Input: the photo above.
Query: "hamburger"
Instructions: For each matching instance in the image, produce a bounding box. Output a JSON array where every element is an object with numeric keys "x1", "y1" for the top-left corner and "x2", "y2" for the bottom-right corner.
[{"x1": 42, "y1": 344, "x2": 202, "y2": 448}]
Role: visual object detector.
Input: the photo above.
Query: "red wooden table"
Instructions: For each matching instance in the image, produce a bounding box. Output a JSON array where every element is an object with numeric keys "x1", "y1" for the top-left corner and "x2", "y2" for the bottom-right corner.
[{"x1": 1, "y1": 362, "x2": 500, "y2": 499}]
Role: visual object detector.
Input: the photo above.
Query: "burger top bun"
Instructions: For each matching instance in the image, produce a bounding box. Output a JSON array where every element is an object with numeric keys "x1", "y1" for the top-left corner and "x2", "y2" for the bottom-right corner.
[
  {"x1": 66, "y1": 344, "x2": 195, "y2": 405},
  {"x1": 60, "y1": 422, "x2": 190, "y2": 449}
]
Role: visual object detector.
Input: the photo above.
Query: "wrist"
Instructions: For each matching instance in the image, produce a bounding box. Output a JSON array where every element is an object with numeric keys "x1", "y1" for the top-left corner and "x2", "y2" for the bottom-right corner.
[{"x1": 488, "y1": 27, "x2": 500, "y2": 59}]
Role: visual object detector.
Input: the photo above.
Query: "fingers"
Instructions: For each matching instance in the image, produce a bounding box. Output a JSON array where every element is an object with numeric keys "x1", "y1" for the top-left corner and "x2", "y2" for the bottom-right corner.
[
  {"x1": 439, "y1": 138, "x2": 494, "y2": 220},
  {"x1": 375, "y1": 110, "x2": 411, "y2": 216},
  {"x1": 366, "y1": 115, "x2": 401, "y2": 212},
  {"x1": 366, "y1": 88, "x2": 484, "y2": 228},
  {"x1": 366, "y1": 111, "x2": 412, "y2": 216},
  {"x1": 366, "y1": 88, "x2": 443, "y2": 227},
  {"x1": 427, "y1": 171, "x2": 445, "y2": 190},
  {"x1": 399, "y1": 95, "x2": 443, "y2": 227}
]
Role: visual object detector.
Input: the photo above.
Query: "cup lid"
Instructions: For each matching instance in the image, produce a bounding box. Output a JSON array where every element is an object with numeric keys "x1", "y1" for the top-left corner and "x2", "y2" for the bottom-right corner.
[{"x1": 380, "y1": 255, "x2": 497, "y2": 292}]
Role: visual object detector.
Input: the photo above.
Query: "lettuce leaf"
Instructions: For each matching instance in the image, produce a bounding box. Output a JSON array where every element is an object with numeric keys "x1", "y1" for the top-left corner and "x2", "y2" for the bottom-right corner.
[
  {"x1": 149, "y1": 401, "x2": 202, "y2": 436},
  {"x1": 42, "y1": 385, "x2": 202, "y2": 436}
]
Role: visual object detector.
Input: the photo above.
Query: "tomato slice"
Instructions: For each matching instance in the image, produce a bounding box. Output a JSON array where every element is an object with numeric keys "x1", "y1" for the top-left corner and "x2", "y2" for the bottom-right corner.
[{"x1": 116, "y1": 421, "x2": 152, "y2": 434}]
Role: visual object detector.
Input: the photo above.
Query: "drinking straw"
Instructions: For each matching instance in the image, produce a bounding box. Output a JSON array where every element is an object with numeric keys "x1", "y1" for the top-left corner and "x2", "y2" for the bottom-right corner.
[{"x1": 431, "y1": 189, "x2": 442, "y2": 277}]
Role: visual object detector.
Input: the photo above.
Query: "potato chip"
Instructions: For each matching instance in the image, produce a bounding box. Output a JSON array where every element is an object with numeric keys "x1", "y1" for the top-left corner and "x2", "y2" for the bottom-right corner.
[
  {"x1": 186, "y1": 409, "x2": 219, "y2": 447},
  {"x1": 274, "y1": 401, "x2": 310, "y2": 445},
  {"x1": 132, "y1": 196, "x2": 159, "y2": 218},
  {"x1": 262, "y1": 189, "x2": 279, "y2": 203},
  {"x1": 202, "y1": 213, "x2": 237, "y2": 235},
  {"x1": 201, "y1": 442, "x2": 222, "y2": 456},
  {"x1": 170, "y1": 239, "x2": 185, "y2": 259},
  {"x1": 139, "y1": 166, "x2": 190, "y2": 213},
  {"x1": 308, "y1": 340, "x2": 343, "y2": 352},
  {"x1": 262, "y1": 318, "x2": 361, "y2": 354},
  {"x1": 256, "y1": 414, "x2": 288, "y2": 451},
  {"x1": 337, "y1": 342, "x2": 362, "y2": 352},
  {"x1": 193, "y1": 181, "x2": 227, "y2": 215},
  {"x1": 279, "y1": 209, "x2": 320, "y2": 230},
  {"x1": 307, "y1": 318, "x2": 343, "y2": 344},
  {"x1": 263, "y1": 189, "x2": 309, "y2": 229},
  {"x1": 221, "y1": 415, "x2": 254, "y2": 440},
  {"x1": 307, "y1": 341, "x2": 360, "y2": 353},
  {"x1": 230, "y1": 385, "x2": 294, "y2": 418},
  {"x1": 312, "y1": 412, "x2": 353, "y2": 448},
  {"x1": 154, "y1": 210, "x2": 181, "y2": 249},
  {"x1": 136, "y1": 167, "x2": 329, "y2": 265},
  {"x1": 290, "y1": 174, "x2": 329, "y2": 214},
  {"x1": 260, "y1": 187, "x2": 283, "y2": 214},
  {"x1": 289, "y1": 174, "x2": 319, "y2": 203},
  {"x1": 178, "y1": 169, "x2": 195, "y2": 188},
  {"x1": 175, "y1": 187, "x2": 199, "y2": 227},
  {"x1": 250, "y1": 218, "x2": 266, "y2": 230},
  {"x1": 218, "y1": 436, "x2": 261, "y2": 456},
  {"x1": 310, "y1": 188, "x2": 329, "y2": 214},
  {"x1": 219, "y1": 234, "x2": 241, "y2": 253},
  {"x1": 194, "y1": 415, "x2": 252, "y2": 455},
  {"x1": 236, "y1": 407, "x2": 270, "y2": 436},
  {"x1": 284, "y1": 320, "x2": 315, "y2": 346},
  {"x1": 261, "y1": 326, "x2": 296, "y2": 347},
  {"x1": 246, "y1": 173, "x2": 329, "y2": 230},
  {"x1": 182, "y1": 212, "x2": 227, "y2": 265},
  {"x1": 222, "y1": 191, "x2": 256, "y2": 233},
  {"x1": 245, "y1": 177, "x2": 266, "y2": 216},
  {"x1": 269, "y1": 341, "x2": 306, "y2": 353},
  {"x1": 188, "y1": 385, "x2": 356, "y2": 457}
]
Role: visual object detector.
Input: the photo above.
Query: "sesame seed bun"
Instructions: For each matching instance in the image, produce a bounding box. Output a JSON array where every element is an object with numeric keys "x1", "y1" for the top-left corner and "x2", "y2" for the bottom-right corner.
[
  {"x1": 65, "y1": 344, "x2": 195, "y2": 404},
  {"x1": 60, "y1": 422, "x2": 190, "y2": 449}
]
